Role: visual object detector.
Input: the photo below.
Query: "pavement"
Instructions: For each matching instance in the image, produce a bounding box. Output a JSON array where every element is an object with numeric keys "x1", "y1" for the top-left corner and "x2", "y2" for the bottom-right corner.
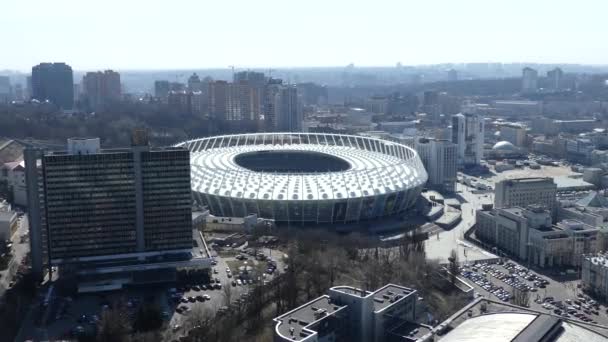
[{"x1": 424, "y1": 182, "x2": 495, "y2": 263}]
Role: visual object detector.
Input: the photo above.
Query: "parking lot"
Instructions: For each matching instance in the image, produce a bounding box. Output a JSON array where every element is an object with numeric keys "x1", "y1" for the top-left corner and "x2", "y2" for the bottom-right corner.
[{"x1": 460, "y1": 260, "x2": 608, "y2": 326}]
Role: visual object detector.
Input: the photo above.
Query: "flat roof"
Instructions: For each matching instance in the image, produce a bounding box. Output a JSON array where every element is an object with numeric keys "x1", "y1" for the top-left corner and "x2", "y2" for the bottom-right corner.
[
  {"x1": 440, "y1": 313, "x2": 537, "y2": 342},
  {"x1": 274, "y1": 295, "x2": 346, "y2": 341},
  {"x1": 372, "y1": 284, "x2": 416, "y2": 312}
]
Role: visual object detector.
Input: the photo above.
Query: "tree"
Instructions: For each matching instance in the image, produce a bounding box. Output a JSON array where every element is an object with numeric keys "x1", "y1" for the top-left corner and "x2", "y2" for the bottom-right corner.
[
  {"x1": 448, "y1": 249, "x2": 459, "y2": 285},
  {"x1": 511, "y1": 285, "x2": 530, "y2": 307},
  {"x1": 223, "y1": 281, "x2": 233, "y2": 307},
  {"x1": 96, "y1": 305, "x2": 130, "y2": 342},
  {"x1": 132, "y1": 303, "x2": 163, "y2": 332}
]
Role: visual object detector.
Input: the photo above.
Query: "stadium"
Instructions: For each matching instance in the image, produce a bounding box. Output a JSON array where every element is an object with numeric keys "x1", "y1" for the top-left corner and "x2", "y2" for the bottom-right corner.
[{"x1": 178, "y1": 133, "x2": 428, "y2": 225}]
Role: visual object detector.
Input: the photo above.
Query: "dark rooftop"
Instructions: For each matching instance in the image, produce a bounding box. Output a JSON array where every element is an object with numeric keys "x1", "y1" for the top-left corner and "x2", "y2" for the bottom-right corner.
[{"x1": 274, "y1": 295, "x2": 346, "y2": 341}]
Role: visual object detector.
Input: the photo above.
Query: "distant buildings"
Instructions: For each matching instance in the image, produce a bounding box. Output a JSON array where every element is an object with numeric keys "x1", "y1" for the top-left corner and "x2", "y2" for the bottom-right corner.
[
  {"x1": 415, "y1": 137, "x2": 457, "y2": 192},
  {"x1": 547, "y1": 67, "x2": 564, "y2": 91},
  {"x1": 187, "y1": 73, "x2": 202, "y2": 92},
  {"x1": 82, "y1": 70, "x2": 121, "y2": 111},
  {"x1": 522, "y1": 67, "x2": 538, "y2": 94},
  {"x1": 273, "y1": 284, "x2": 426, "y2": 342},
  {"x1": 275, "y1": 85, "x2": 301, "y2": 131},
  {"x1": 154, "y1": 80, "x2": 170, "y2": 101},
  {"x1": 25, "y1": 133, "x2": 203, "y2": 287},
  {"x1": 447, "y1": 69, "x2": 458, "y2": 82},
  {"x1": 0, "y1": 76, "x2": 10, "y2": 103},
  {"x1": 451, "y1": 112, "x2": 484, "y2": 166},
  {"x1": 494, "y1": 177, "x2": 557, "y2": 214},
  {"x1": 499, "y1": 123, "x2": 527, "y2": 147},
  {"x1": 31, "y1": 62, "x2": 74, "y2": 109}
]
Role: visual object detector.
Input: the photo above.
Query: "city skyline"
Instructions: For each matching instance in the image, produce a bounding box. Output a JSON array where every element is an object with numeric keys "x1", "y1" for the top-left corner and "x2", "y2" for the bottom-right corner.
[{"x1": 4, "y1": 0, "x2": 608, "y2": 71}]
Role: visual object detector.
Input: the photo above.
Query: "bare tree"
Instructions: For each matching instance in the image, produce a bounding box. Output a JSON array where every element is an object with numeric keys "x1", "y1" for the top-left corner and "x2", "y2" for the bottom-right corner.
[
  {"x1": 511, "y1": 285, "x2": 530, "y2": 307},
  {"x1": 448, "y1": 249, "x2": 459, "y2": 285},
  {"x1": 223, "y1": 281, "x2": 233, "y2": 306},
  {"x1": 96, "y1": 305, "x2": 130, "y2": 342}
]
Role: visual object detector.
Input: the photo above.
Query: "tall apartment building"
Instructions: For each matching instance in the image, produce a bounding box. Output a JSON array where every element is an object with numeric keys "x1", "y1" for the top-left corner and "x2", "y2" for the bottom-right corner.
[
  {"x1": 414, "y1": 137, "x2": 457, "y2": 192},
  {"x1": 0, "y1": 76, "x2": 10, "y2": 103},
  {"x1": 494, "y1": 177, "x2": 557, "y2": 214},
  {"x1": 451, "y1": 112, "x2": 484, "y2": 166},
  {"x1": 154, "y1": 80, "x2": 170, "y2": 101},
  {"x1": 208, "y1": 80, "x2": 229, "y2": 120},
  {"x1": 547, "y1": 67, "x2": 564, "y2": 91},
  {"x1": 275, "y1": 85, "x2": 301, "y2": 132},
  {"x1": 82, "y1": 70, "x2": 121, "y2": 111},
  {"x1": 522, "y1": 67, "x2": 538, "y2": 94},
  {"x1": 31, "y1": 62, "x2": 74, "y2": 109},
  {"x1": 233, "y1": 71, "x2": 266, "y2": 86},
  {"x1": 25, "y1": 134, "x2": 200, "y2": 284},
  {"x1": 187, "y1": 73, "x2": 202, "y2": 92}
]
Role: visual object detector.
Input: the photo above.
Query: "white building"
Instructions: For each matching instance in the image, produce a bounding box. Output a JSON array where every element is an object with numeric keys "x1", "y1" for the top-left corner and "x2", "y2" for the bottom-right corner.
[
  {"x1": 494, "y1": 177, "x2": 557, "y2": 214},
  {"x1": 451, "y1": 112, "x2": 484, "y2": 166},
  {"x1": 522, "y1": 67, "x2": 538, "y2": 94},
  {"x1": 476, "y1": 206, "x2": 598, "y2": 267},
  {"x1": 415, "y1": 137, "x2": 457, "y2": 192},
  {"x1": 582, "y1": 253, "x2": 608, "y2": 299},
  {"x1": 273, "y1": 284, "x2": 424, "y2": 342}
]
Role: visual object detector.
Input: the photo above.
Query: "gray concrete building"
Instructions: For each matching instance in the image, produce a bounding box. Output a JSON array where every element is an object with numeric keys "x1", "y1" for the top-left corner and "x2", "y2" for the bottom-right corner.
[
  {"x1": 415, "y1": 137, "x2": 457, "y2": 192},
  {"x1": 494, "y1": 177, "x2": 557, "y2": 215},
  {"x1": 25, "y1": 135, "x2": 204, "y2": 287}
]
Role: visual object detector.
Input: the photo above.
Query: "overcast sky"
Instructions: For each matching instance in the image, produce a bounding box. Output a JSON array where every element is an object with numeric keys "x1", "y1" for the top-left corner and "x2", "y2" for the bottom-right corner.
[{"x1": 3, "y1": 0, "x2": 607, "y2": 71}]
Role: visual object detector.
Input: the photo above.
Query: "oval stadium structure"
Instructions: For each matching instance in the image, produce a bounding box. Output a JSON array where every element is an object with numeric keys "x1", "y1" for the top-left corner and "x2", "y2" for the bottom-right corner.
[{"x1": 177, "y1": 133, "x2": 428, "y2": 225}]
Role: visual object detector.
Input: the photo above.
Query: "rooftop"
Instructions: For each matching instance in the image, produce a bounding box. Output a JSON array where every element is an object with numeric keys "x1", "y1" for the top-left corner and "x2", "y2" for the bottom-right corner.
[
  {"x1": 273, "y1": 295, "x2": 346, "y2": 341},
  {"x1": 372, "y1": 284, "x2": 417, "y2": 312}
]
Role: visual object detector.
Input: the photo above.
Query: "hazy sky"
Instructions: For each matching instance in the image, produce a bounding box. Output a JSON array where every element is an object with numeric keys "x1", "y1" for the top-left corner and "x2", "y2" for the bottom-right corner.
[{"x1": 3, "y1": 0, "x2": 607, "y2": 71}]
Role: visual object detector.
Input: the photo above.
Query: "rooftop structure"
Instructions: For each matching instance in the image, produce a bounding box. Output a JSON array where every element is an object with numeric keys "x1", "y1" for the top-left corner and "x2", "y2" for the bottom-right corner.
[{"x1": 273, "y1": 283, "x2": 423, "y2": 342}]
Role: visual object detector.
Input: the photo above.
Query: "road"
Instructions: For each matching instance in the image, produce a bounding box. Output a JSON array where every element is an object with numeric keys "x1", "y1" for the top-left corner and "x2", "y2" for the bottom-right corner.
[
  {"x1": 424, "y1": 182, "x2": 495, "y2": 263},
  {"x1": 0, "y1": 214, "x2": 30, "y2": 297}
]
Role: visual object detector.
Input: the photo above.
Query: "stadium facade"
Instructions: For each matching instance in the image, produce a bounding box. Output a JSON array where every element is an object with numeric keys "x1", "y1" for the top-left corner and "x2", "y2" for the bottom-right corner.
[{"x1": 177, "y1": 133, "x2": 427, "y2": 225}]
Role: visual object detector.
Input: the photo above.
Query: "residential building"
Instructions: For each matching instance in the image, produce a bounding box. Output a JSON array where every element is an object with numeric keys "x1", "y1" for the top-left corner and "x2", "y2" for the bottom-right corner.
[
  {"x1": 415, "y1": 137, "x2": 457, "y2": 192},
  {"x1": 582, "y1": 253, "x2": 608, "y2": 299},
  {"x1": 499, "y1": 123, "x2": 527, "y2": 147},
  {"x1": 547, "y1": 67, "x2": 564, "y2": 91},
  {"x1": 451, "y1": 112, "x2": 484, "y2": 166},
  {"x1": 154, "y1": 80, "x2": 170, "y2": 101},
  {"x1": 31, "y1": 62, "x2": 74, "y2": 109},
  {"x1": 522, "y1": 67, "x2": 538, "y2": 94},
  {"x1": 476, "y1": 206, "x2": 598, "y2": 267},
  {"x1": 25, "y1": 133, "x2": 205, "y2": 286},
  {"x1": 187, "y1": 73, "x2": 202, "y2": 92},
  {"x1": 275, "y1": 85, "x2": 301, "y2": 132},
  {"x1": 208, "y1": 80, "x2": 229, "y2": 120},
  {"x1": 494, "y1": 177, "x2": 557, "y2": 214},
  {"x1": 233, "y1": 71, "x2": 266, "y2": 86},
  {"x1": 273, "y1": 284, "x2": 424, "y2": 342},
  {"x1": 0, "y1": 76, "x2": 10, "y2": 103},
  {"x1": 82, "y1": 70, "x2": 121, "y2": 111}
]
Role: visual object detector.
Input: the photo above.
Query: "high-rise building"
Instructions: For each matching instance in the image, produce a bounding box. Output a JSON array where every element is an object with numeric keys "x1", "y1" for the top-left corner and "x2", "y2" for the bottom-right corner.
[
  {"x1": 275, "y1": 85, "x2": 301, "y2": 132},
  {"x1": 25, "y1": 135, "x2": 200, "y2": 284},
  {"x1": 154, "y1": 80, "x2": 170, "y2": 101},
  {"x1": 521, "y1": 67, "x2": 538, "y2": 94},
  {"x1": 82, "y1": 70, "x2": 121, "y2": 111},
  {"x1": 264, "y1": 78, "x2": 283, "y2": 129},
  {"x1": 451, "y1": 112, "x2": 484, "y2": 166},
  {"x1": 187, "y1": 73, "x2": 202, "y2": 92},
  {"x1": 234, "y1": 71, "x2": 266, "y2": 86},
  {"x1": 0, "y1": 76, "x2": 10, "y2": 103},
  {"x1": 494, "y1": 177, "x2": 557, "y2": 214},
  {"x1": 547, "y1": 67, "x2": 564, "y2": 91},
  {"x1": 208, "y1": 80, "x2": 229, "y2": 120},
  {"x1": 31, "y1": 62, "x2": 74, "y2": 109},
  {"x1": 415, "y1": 138, "x2": 457, "y2": 192}
]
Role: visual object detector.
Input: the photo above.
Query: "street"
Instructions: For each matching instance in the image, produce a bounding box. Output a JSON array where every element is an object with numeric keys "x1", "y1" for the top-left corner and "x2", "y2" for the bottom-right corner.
[{"x1": 0, "y1": 214, "x2": 30, "y2": 297}]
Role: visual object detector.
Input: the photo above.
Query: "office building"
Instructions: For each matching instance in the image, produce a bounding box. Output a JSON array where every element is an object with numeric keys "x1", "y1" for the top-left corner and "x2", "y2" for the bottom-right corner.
[
  {"x1": 582, "y1": 253, "x2": 608, "y2": 300},
  {"x1": 25, "y1": 134, "x2": 204, "y2": 287},
  {"x1": 415, "y1": 137, "x2": 457, "y2": 192},
  {"x1": 476, "y1": 206, "x2": 598, "y2": 267},
  {"x1": 451, "y1": 112, "x2": 484, "y2": 166},
  {"x1": 273, "y1": 284, "x2": 427, "y2": 342},
  {"x1": 494, "y1": 177, "x2": 557, "y2": 214},
  {"x1": 522, "y1": 67, "x2": 538, "y2": 94},
  {"x1": 31, "y1": 62, "x2": 74, "y2": 109},
  {"x1": 82, "y1": 70, "x2": 121, "y2": 111},
  {"x1": 547, "y1": 67, "x2": 564, "y2": 91},
  {"x1": 499, "y1": 123, "x2": 527, "y2": 147},
  {"x1": 154, "y1": 80, "x2": 170, "y2": 101}
]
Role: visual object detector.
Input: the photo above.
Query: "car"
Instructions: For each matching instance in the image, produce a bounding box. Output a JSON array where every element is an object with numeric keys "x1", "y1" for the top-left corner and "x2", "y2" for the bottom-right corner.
[
  {"x1": 195, "y1": 295, "x2": 204, "y2": 302},
  {"x1": 227, "y1": 273, "x2": 232, "y2": 278},
  {"x1": 203, "y1": 294, "x2": 211, "y2": 300},
  {"x1": 192, "y1": 285, "x2": 200, "y2": 291},
  {"x1": 232, "y1": 280, "x2": 237, "y2": 286},
  {"x1": 188, "y1": 296, "x2": 196, "y2": 303},
  {"x1": 213, "y1": 269, "x2": 218, "y2": 274},
  {"x1": 180, "y1": 298, "x2": 189, "y2": 303},
  {"x1": 201, "y1": 284, "x2": 207, "y2": 290},
  {"x1": 237, "y1": 279, "x2": 242, "y2": 285}
]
